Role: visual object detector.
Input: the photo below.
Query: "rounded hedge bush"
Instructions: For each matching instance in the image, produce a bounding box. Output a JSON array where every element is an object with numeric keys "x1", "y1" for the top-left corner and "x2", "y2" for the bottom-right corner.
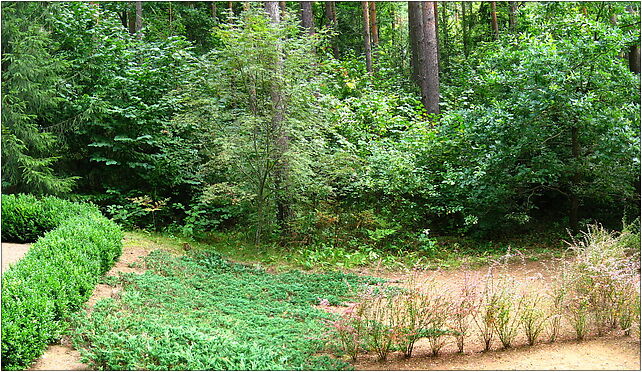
[{"x1": 1, "y1": 194, "x2": 123, "y2": 370}]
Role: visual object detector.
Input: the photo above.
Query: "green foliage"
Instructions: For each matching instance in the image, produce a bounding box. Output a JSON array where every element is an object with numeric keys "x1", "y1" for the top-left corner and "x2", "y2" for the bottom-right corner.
[
  {"x1": 1, "y1": 194, "x2": 123, "y2": 370},
  {"x1": 1, "y1": 194, "x2": 102, "y2": 243},
  {"x1": 1, "y1": 1, "x2": 639, "y2": 245},
  {"x1": 72, "y1": 249, "x2": 379, "y2": 370},
  {"x1": 1, "y1": 2, "x2": 77, "y2": 195}
]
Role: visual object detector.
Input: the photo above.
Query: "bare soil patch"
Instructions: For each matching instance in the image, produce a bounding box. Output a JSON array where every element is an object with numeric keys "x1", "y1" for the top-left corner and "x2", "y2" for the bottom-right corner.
[
  {"x1": 1, "y1": 242, "x2": 31, "y2": 272},
  {"x1": 355, "y1": 336, "x2": 640, "y2": 370},
  {"x1": 327, "y1": 257, "x2": 642, "y2": 370},
  {"x1": 30, "y1": 234, "x2": 155, "y2": 371}
]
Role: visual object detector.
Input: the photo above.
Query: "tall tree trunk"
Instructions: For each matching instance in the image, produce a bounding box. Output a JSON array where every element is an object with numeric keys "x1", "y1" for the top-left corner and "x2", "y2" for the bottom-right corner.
[
  {"x1": 420, "y1": 1, "x2": 440, "y2": 115},
  {"x1": 440, "y1": 1, "x2": 449, "y2": 72},
  {"x1": 128, "y1": 2, "x2": 136, "y2": 34},
  {"x1": 300, "y1": 1, "x2": 314, "y2": 35},
  {"x1": 264, "y1": 1, "x2": 291, "y2": 233},
  {"x1": 508, "y1": 1, "x2": 517, "y2": 31},
  {"x1": 228, "y1": 1, "x2": 234, "y2": 15},
  {"x1": 369, "y1": 1, "x2": 379, "y2": 46},
  {"x1": 119, "y1": 11, "x2": 128, "y2": 30},
  {"x1": 243, "y1": 2, "x2": 250, "y2": 11},
  {"x1": 324, "y1": 1, "x2": 340, "y2": 58},
  {"x1": 627, "y1": 5, "x2": 641, "y2": 74},
  {"x1": 279, "y1": 1, "x2": 287, "y2": 17},
  {"x1": 569, "y1": 126, "x2": 580, "y2": 234},
  {"x1": 135, "y1": 1, "x2": 143, "y2": 38},
  {"x1": 408, "y1": 1, "x2": 423, "y2": 84},
  {"x1": 211, "y1": 2, "x2": 217, "y2": 20},
  {"x1": 629, "y1": 45, "x2": 641, "y2": 74},
  {"x1": 490, "y1": 1, "x2": 499, "y2": 40},
  {"x1": 362, "y1": 1, "x2": 373, "y2": 73},
  {"x1": 434, "y1": 2, "x2": 441, "y2": 72},
  {"x1": 461, "y1": 1, "x2": 469, "y2": 57}
]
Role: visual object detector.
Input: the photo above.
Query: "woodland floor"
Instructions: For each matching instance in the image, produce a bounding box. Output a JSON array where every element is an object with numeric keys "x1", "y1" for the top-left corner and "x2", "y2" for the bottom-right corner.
[{"x1": 3, "y1": 236, "x2": 639, "y2": 371}]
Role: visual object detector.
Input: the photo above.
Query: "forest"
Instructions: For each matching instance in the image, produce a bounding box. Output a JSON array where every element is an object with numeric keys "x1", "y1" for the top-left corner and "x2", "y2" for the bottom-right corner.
[{"x1": 1, "y1": 1, "x2": 641, "y2": 371}]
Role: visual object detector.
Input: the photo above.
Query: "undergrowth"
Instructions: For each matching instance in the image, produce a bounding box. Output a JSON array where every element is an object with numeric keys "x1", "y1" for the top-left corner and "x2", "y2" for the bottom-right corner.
[{"x1": 71, "y1": 249, "x2": 382, "y2": 370}]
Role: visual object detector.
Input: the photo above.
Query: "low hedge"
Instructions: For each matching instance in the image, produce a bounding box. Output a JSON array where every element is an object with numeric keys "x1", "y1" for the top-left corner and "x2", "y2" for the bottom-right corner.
[{"x1": 1, "y1": 194, "x2": 123, "y2": 370}]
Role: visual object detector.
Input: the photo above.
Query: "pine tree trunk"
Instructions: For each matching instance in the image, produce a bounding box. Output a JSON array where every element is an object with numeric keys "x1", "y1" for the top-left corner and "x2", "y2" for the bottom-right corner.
[
  {"x1": 420, "y1": 1, "x2": 440, "y2": 115},
  {"x1": 301, "y1": 1, "x2": 314, "y2": 35},
  {"x1": 279, "y1": 1, "x2": 286, "y2": 17},
  {"x1": 362, "y1": 1, "x2": 373, "y2": 73},
  {"x1": 408, "y1": 1, "x2": 423, "y2": 84},
  {"x1": 434, "y1": 2, "x2": 440, "y2": 72},
  {"x1": 211, "y1": 2, "x2": 217, "y2": 20},
  {"x1": 461, "y1": 1, "x2": 468, "y2": 57},
  {"x1": 369, "y1": 1, "x2": 379, "y2": 46},
  {"x1": 325, "y1": 1, "x2": 339, "y2": 58},
  {"x1": 135, "y1": 1, "x2": 143, "y2": 38},
  {"x1": 629, "y1": 45, "x2": 641, "y2": 74},
  {"x1": 490, "y1": 1, "x2": 499, "y2": 40},
  {"x1": 128, "y1": 2, "x2": 136, "y2": 34},
  {"x1": 440, "y1": 1, "x2": 449, "y2": 72},
  {"x1": 508, "y1": 1, "x2": 517, "y2": 31}
]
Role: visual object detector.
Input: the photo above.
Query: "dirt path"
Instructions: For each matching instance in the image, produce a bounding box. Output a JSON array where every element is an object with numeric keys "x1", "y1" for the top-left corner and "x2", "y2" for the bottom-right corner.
[
  {"x1": 356, "y1": 336, "x2": 640, "y2": 370},
  {"x1": 29, "y1": 234, "x2": 155, "y2": 371},
  {"x1": 2, "y1": 242, "x2": 31, "y2": 272}
]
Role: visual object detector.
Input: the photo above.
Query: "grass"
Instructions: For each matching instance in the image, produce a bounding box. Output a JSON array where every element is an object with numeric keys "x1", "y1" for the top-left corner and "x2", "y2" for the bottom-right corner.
[
  {"x1": 71, "y1": 244, "x2": 383, "y2": 370},
  {"x1": 145, "y1": 228, "x2": 567, "y2": 272}
]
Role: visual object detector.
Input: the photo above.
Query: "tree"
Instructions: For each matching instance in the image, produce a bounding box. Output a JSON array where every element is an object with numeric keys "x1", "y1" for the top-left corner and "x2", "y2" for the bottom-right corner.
[
  {"x1": 461, "y1": 2, "x2": 470, "y2": 56},
  {"x1": 627, "y1": 5, "x2": 641, "y2": 74},
  {"x1": 368, "y1": 1, "x2": 379, "y2": 46},
  {"x1": 509, "y1": 1, "x2": 517, "y2": 32},
  {"x1": 420, "y1": 1, "x2": 439, "y2": 115},
  {"x1": 177, "y1": 9, "x2": 325, "y2": 243},
  {"x1": 408, "y1": 1, "x2": 422, "y2": 83},
  {"x1": 135, "y1": 1, "x2": 142, "y2": 38},
  {"x1": 1, "y1": 2, "x2": 76, "y2": 194},
  {"x1": 362, "y1": 1, "x2": 373, "y2": 73},
  {"x1": 300, "y1": 1, "x2": 314, "y2": 35},
  {"x1": 490, "y1": 1, "x2": 499, "y2": 40},
  {"x1": 324, "y1": 1, "x2": 339, "y2": 58}
]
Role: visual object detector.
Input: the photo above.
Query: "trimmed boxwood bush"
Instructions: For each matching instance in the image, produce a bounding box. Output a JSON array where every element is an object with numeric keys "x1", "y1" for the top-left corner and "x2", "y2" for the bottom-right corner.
[{"x1": 1, "y1": 194, "x2": 123, "y2": 370}]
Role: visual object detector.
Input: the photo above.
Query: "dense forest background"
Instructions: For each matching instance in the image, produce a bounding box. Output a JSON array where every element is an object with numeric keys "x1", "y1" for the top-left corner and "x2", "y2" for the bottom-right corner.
[{"x1": 2, "y1": 1, "x2": 640, "y2": 252}]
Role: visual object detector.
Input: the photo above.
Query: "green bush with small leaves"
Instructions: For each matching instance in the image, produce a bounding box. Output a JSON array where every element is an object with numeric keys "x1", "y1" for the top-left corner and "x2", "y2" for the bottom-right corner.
[{"x1": 1, "y1": 194, "x2": 123, "y2": 370}]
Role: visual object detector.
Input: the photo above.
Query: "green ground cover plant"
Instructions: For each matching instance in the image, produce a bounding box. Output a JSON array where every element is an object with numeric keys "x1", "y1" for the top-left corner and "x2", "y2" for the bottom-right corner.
[
  {"x1": 71, "y1": 249, "x2": 382, "y2": 370},
  {"x1": 1, "y1": 194, "x2": 122, "y2": 370}
]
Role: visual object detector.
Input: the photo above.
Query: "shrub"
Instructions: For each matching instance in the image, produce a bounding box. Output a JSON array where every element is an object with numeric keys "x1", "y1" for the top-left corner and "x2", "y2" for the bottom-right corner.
[
  {"x1": 1, "y1": 194, "x2": 122, "y2": 370},
  {"x1": 474, "y1": 271, "x2": 499, "y2": 351},
  {"x1": 563, "y1": 224, "x2": 641, "y2": 340},
  {"x1": 1, "y1": 194, "x2": 97, "y2": 243},
  {"x1": 450, "y1": 275, "x2": 478, "y2": 353},
  {"x1": 519, "y1": 293, "x2": 548, "y2": 346}
]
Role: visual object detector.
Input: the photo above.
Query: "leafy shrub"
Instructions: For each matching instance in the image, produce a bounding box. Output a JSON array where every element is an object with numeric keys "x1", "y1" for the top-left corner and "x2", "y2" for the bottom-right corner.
[
  {"x1": 1, "y1": 194, "x2": 122, "y2": 370},
  {"x1": 1, "y1": 194, "x2": 99, "y2": 243},
  {"x1": 519, "y1": 293, "x2": 548, "y2": 346},
  {"x1": 563, "y1": 224, "x2": 640, "y2": 340}
]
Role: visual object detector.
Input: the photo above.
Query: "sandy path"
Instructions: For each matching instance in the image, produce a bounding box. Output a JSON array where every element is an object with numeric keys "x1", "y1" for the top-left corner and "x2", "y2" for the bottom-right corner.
[
  {"x1": 2, "y1": 242, "x2": 31, "y2": 272},
  {"x1": 29, "y1": 234, "x2": 154, "y2": 371}
]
